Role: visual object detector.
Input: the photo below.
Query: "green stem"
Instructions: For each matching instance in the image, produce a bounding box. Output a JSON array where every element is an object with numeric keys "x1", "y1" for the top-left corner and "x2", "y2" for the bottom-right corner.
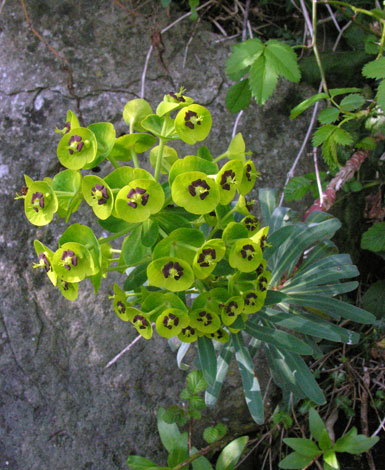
[
  {"x1": 110, "y1": 248, "x2": 122, "y2": 254},
  {"x1": 312, "y1": 0, "x2": 329, "y2": 96},
  {"x1": 99, "y1": 225, "x2": 137, "y2": 245},
  {"x1": 321, "y1": 1, "x2": 381, "y2": 20},
  {"x1": 213, "y1": 152, "x2": 227, "y2": 163},
  {"x1": 154, "y1": 137, "x2": 166, "y2": 182},
  {"x1": 54, "y1": 191, "x2": 74, "y2": 197},
  {"x1": 107, "y1": 155, "x2": 120, "y2": 169},
  {"x1": 129, "y1": 147, "x2": 140, "y2": 169},
  {"x1": 377, "y1": 21, "x2": 385, "y2": 59},
  {"x1": 106, "y1": 265, "x2": 130, "y2": 272},
  {"x1": 65, "y1": 192, "x2": 83, "y2": 224}
]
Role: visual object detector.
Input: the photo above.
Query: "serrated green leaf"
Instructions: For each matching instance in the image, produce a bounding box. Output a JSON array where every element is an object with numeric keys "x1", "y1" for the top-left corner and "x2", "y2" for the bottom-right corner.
[
  {"x1": 264, "y1": 40, "x2": 301, "y2": 82},
  {"x1": 168, "y1": 447, "x2": 189, "y2": 468},
  {"x1": 203, "y1": 426, "x2": 220, "y2": 444},
  {"x1": 333, "y1": 127, "x2": 353, "y2": 145},
  {"x1": 318, "y1": 107, "x2": 340, "y2": 125},
  {"x1": 284, "y1": 176, "x2": 312, "y2": 202},
  {"x1": 290, "y1": 93, "x2": 328, "y2": 119},
  {"x1": 187, "y1": 370, "x2": 208, "y2": 395},
  {"x1": 216, "y1": 436, "x2": 249, "y2": 470},
  {"x1": 225, "y1": 79, "x2": 252, "y2": 113},
  {"x1": 225, "y1": 38, "x2": 264, "y2": 81},
  {"x1": 340, "y1": 94, "x2": 365, "y2": 111},
  {"x1": 361, "y1": 222, "x2": 385, "y2": 252},
  {"x1": 283, "y1": 438, "x2": 321, "y2": 458},
  {"x1": 279, "y1": 452, "x2": 314, "y2": 469},
  {"x1": 249, "y1": 55, "x2": 279, "y2": 106},
  {"x1": 362, "y1": 57, "x2": 385, "y2": 79},
  {"x1": 313, "y1": 125, "x2": 337, "y2": 147}
]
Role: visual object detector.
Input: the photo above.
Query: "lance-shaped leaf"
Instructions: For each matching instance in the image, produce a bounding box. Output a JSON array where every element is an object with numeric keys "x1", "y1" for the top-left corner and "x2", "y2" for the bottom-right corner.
[
  {"x1": 84, "y1": 122, "x2": 116, "y2": 169},
  {"x1": 112, "y1": 283, "x2": 131, "y2": 321},
  {"x1": 57, "y1": 278, "x2": 78, "y2": 301},
  {"x1": 216, "y1": 160, "x2": 244, "y2": 205},
  {"x1": 108, "y1": 133, "x2": 157, "y2": 161},
  {"x1": 52, "y1": 242, "x2": 94, "y2": 283},
  {"x1": 57, "y1": 127, "x2": 97, "y2": 170},
  {"x1": 232, "y1": 333, "x2": 264, "y2": 424},
  {"x1": 130, "y1": 309, "x2": 153, "y2": 339},
  {"x1": 169, "y1": 155, "x2": 218, "y2": 186},
  {"x1": 239, "y1": 160, "x2": 260, "y2": 195},
  {"x1": 229, "y1": 238, "x2": 263, "y2": 273},
  {"x1": 115, "y1": 179, "x2": 165, "y2": 223},
  {"x1": 33, "y1": 240, "x2": 57, "y2": 286},
  {"x1": 149, "y1": 144, "x2": 178, "y2": 174},
  {"x1": 156, "y1": 308, "x2": 189, "y2": 338},
  {"x1": 52, "y1": 169, "x2": 82, "y2": 219},
  {"x1": 220, "y1": 296, "x2": 244, "y2": 326},
  {"x1": 190, "y1": 308, "x2": 221, "y2": 334},
  {"x1": 82, "y1": 175, "x2": 113, "y2": 220},
  {"x1": 147, "y1": 256, "x2": 194, "y2": 292},
  {"x1": 172, "y1": 171, "x2": 220, "y2": 215},
  {"x1": 25, "y1": 180, "x2": 58, "y2": 226},
  {"x1": 175, "y1": 104, "x2": 212, "y2": 144},
  {"x1": 197, "y1": 336, "x2": 217, "y2": 386},
  {"x1": 216, "y1": 436, "x2": 249, "y2": 470},
  {"x1": 123, "y1": 98, "x2": 153, "y2": 132},
  {"x1": 152, "y1": 227, "x2": 205, "y2": 264},
  {"x1": 193, "y1": 239, "x2": 226, "y2": 279},
  {"x1": 55, "y1": 109, "x2": 80, "y2": 135},
  {"x1": 205, "y1": 342, "x2": 234, "y2": 406}
]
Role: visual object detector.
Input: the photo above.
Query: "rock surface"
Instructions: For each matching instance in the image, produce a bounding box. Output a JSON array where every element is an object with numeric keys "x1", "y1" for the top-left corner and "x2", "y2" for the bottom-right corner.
[{"x1": 0, "y1": 1, "x2": 316, "y2": 469}]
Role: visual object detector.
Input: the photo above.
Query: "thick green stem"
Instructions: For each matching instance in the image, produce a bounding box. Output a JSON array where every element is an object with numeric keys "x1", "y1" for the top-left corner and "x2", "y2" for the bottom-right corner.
[
  {"x1": 129, "y1": 119, "x2": 140, "y2": 169},
  {"x1": 99, "y1": 225, "x2": 137, "y2": 245},
  {"x1": 321, "y1": 1, "x2": 381, "y2": 20},
  {"x1": 154, "y1": 137, "x2": 166, "y2": 182},
  {"x1": 377, "y1": 21, "x2": 385, "y2": 59},
  {"x1": 107, "y1": 154, "x2": 120, "y2": 169},
  {"x1": 312, "y1": 0, "x2": 329, "y2": 96}
]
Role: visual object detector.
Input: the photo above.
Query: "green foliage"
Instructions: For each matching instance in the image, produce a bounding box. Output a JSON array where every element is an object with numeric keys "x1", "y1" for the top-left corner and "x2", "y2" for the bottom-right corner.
[
  {"x1": 225, "y1": 38, "x2": 300, "y2": 109},
  {"x1": 279, "y1": 408, "x2": 379, "y2": 469},
  {"x1": 127, "y1": 370, "x2": 245, "y2": 470},
  {"x1": 20, "y1": 89, "x2": 376, "y2": 425}
]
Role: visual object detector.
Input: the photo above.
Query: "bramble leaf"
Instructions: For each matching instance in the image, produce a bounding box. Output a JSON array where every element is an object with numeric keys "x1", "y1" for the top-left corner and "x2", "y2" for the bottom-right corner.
[
  {"x1": 225, "y1": 79, "x2": 252, "y2": 113},
  {"x1": 362, "y1": 57, "x2": 385, "y2": 79},
  {"x1": 265, "y1": 40, "x2": 301, "y2": 82},
  {"x1": 225, "y1": 38, "x2": 264, "y2": 81},
  {"x1": 249, "y1": 55, "x2": 279, "y2": 105},
  {"x1": 361, "y1": 222, "x2": 385, "y2": 252}
]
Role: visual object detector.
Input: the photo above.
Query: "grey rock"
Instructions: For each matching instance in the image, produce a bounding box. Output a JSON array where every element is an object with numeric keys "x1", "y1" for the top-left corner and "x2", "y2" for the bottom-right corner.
[{"x1": 0, "y1": 1, "x2": 316, "y2": 469}]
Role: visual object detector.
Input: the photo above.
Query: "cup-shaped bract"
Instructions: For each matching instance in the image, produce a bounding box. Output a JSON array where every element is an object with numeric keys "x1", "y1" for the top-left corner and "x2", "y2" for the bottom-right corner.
[
  {"x1": 235, "y1": 195, "x2": 255, "y2": 216},
  {"x1": 142, "y1": 291, "x2": 188, "y2": 316},
  {"x1": 25, "y1": 180, "x2": 58, "y2": 226},
  {"x1": 220, "y1": 296, "x2": 244, "y2": 326},
  {"x1": 175, "y1": 104, "x2": 212, "y2": 145},
  {"x1": 169, "y1": 155, "x2": 218, "y2": 186},
  {"x1": 55, "y1": 109, "x2": 80, "y2": 135},
  {"x1": 57, "y1": 128, "x2": 97, "y2": 170},
  {"x1": 131, "y1": 310, "x2": 153, "y2": 339},
  {"x1": 147, "y1": 256, "x2": 194, "y2": 292},
  {"x1": 84, "y1": 122, "x2": 116, "y2": 169},
  {"x1": 208, "y1": 328, "x2": 229, "y2": 343},
  {"x1": 155, "y1": 308, "x2": 189, "y2": 338},
  {"x1": 177, "y1": 325, "x2": 198, "y2": 343},
  {"x1": 115, "y1": 179, "x2": 165, "y2": 223},
  {"x1": 57, "y1": 279, "x2": 78, "y2": 301},
  {"x1": 190, "y1": 308, "x2": 221, "y2": 334},
  {"x1": 82, "y1": 175, "x2": 114, "y2": 220},
  {"x1": 152, "y1": 228, "x2": 205, "y2": 264},
  {"x1": 193, "y1": 239, "x2": 226, "y2": 279},
  {"x1": 113, "y1": 283, "x2": 131, "y2": 321},
  {"x1": 229, "y1": 238, "x2": 263, "y2": 273},
  {"x1": 251, "y1": 226, "x2": 270, "y2": 251},
  {"x1": 240, "y1": 216, "x2": 260, "y2": 237},
  {"x1": 216, "y1": 160, "x2": 244, "y2": 205},
  {"x1": 239, "y1": 160, "x2": 260, "y2": 195},
  {"x1": 123, "y1": 98, "x2": 153, "y2": 132},
  {"x1": 149, "y1": 145, "x2": 178, "y2": 174},
  {"x1": 52, "y1": 242, "x2": 94, "y2": 283},
  {"x1": 33, "y1": 240, "x2": 57, "y2": 286},
  {"x1": 109, "y1": 133, "x2": 157, "y2": 162},
  {"x1": 172, "y1": 171, "x2": 220, "y2": 215}
]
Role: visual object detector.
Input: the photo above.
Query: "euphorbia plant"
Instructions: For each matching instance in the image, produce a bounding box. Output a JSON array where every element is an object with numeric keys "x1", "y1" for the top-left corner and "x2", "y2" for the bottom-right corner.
[{"x1": 17, "y1": 90, "x2": 376, "y2": 424}]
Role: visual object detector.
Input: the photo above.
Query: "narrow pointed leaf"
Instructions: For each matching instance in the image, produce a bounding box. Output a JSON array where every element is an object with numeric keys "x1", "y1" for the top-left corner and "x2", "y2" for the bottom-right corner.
[
  {"x1": 197, "y1": 336, "x2": 217, "y2": 386},
  {"x1": 205, "y1": 342, "x2": 234, "y2": 406}
]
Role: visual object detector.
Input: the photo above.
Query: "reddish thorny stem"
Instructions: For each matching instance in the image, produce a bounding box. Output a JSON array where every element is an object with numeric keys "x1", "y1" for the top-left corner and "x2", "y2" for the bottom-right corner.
[{"x1": 304, "y1": 133, "x2": 384, "y2": 220}]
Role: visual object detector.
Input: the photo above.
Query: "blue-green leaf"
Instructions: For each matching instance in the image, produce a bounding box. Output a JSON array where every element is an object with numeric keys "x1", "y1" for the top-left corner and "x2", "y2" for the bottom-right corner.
[
  {"x1": 205, "y1": 342, "x2": 234, "y2": 407},
  {"x1": 232, "y1": 333, "x2": 264, "y2": 424},
  {"x1": 197, "y1": 336, "x2": 218, "y2": 387}
]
